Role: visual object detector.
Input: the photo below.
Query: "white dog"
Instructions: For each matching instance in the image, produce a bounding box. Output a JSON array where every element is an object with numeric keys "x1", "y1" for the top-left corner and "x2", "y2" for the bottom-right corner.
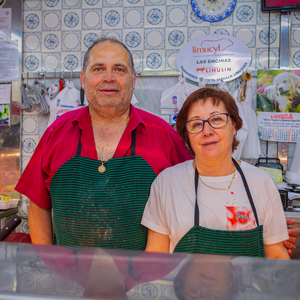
[{"x1": 265, "y1": 72, "x2": 300, "y2": 111}]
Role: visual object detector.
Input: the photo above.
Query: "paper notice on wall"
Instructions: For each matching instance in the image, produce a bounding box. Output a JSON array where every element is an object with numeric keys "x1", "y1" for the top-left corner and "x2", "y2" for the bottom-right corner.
[
  {"x1": 0, "y1": 8, "x2": 11, "y2": 41},
  {"x1": 0, "y1": 40, "x2": 19, "y2": 82},
  {"x1": 257, "y1": 112, "x2": 300, "y2": 142},
  {"x1": 0, "y1": 83, "x2": 11, "y2": 104}
]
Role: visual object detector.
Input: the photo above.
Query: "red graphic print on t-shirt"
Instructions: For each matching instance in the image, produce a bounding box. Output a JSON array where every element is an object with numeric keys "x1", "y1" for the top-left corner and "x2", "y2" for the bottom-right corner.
[{"x1": 226, "y1": 206, "x2": 256, "y2": 230}]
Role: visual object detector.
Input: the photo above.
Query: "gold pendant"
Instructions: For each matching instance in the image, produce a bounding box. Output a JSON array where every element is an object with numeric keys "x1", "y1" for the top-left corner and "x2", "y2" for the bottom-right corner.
[{"x1": 98, "y1": 164, "x2": 106, "y2": 173}]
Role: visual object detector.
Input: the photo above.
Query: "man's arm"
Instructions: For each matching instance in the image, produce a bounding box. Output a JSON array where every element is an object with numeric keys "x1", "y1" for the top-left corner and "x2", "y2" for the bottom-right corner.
[
  {"x1": 284, "y1": 217, "x2": 299, "y2": 255},
  {"x1": 28, "y1": 200, "x2": 53, "y2": 244}
]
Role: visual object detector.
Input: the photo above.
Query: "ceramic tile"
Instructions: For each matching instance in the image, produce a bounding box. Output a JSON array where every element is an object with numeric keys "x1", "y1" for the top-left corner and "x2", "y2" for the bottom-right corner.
[
  {"x1": 187, "y1": 5, "x2": 205, "y2": 27},
  {"x1": 165, "y1": 49, "x2": 179, "y2": 70},
  {"x1": 102, "y1": 29, "x2": 123, "y2": 40},
  {"x1": 23, "y1": 11, "x2": 42, "y2": 32},
  {"x1": 123, "y1": 7, "x2": 144, "y2": 28},
  {"x1": 292, "y1": 48, "x2": 300, "y2": 68},
  {"x1": 144, "y1": 7, "x2": 165, "y2": 28},
  {"x1": 123, "y1": 29, "x2": 143, "y2": 50},
  {"x1": 166, "y1": 0, "x2": 188, "y2": 5},
  {"x1": 82, "y1": 0, "x2": 102, "y2": 8},
  {"x1": 143, "y1": 50, "x2": 165, "y2": 70},
  {"x1": 256, "y1": 48, "x2": 279, "y2": 69},
  {"x1": 248, "y1": 47, "x2": 255, "y2": 70},
  {"x1": 24, "y1": 0, "x2": 42, "y2": 11},
  {"x1": 103, "y1": 0, "x2": 123, "y2": 7},
  {"x1": 21, "y1": 156, "x2": 31, "y2": 172},
  {"x1": 210, "y1": 14, "x2": 233, "y2": 26},
  {"x1": 82, "y1": 8, "x2": 102, "y2": 29},
  {"x1": 37, "y1": 273, "x2": 56, "y2": 292},
  {"x1": 23, "y1": 53, "x2": 41, "y2": 72},
  {"x1": 102, "y1": 8, "x2": 123, "y2": 29},
  {"x1": 21, "y1": 135, "x2": 39, "y2": 155},
  {"x1": 210, "y1": 26, "x2": 233, "y2": 36},
  {"x1": 62, "y1": 9, "x2": 81, "y2": 30},
  {"x1": 21, "y1": 220, "x2": 30, "y2": 234},
  {"x1": 256, "y1": 3, "x2": 280, "y2": 25},
  {"x1": 42, "y1": 52, "x2": 61, "y2": 71},
  {"x1": 82, "y1": 30, "x2": 101, "y2": 50},
  {"x1": 166, "y1": 27, "x2": 186, "y2": 49},
  {"x1": 188, "y1": 26, "x2": 209, "y2": 41},
  {"x1": 131, "y1": 50, "x2": 143, "y2": 71},
  {"x1": 22, "y1": 115, "x2": 39, "y2": 135},
  {"x1": 42, "y1": 10, "x2": 62, "y2": 31},
  {"x1": 292, "y1": 11, "x2": 300, "y2": 24},
  {"x1": 56, "y1": 277, "x2": 77, "y2": 293},
  {"x1": 233, "y1": 25, "x2": 256, "y2": 48},
  {"x1": 166, "y1": 5, "x2": 187, "y2": 27},
  {"x1": 42, "y1": 31, "x2": 61, "y2": 52},
  {"x1": 81, "y1": 51, "x2": 86, "y2": 67},
  {"x1": 123, "y1": 0, "x2": 144, "y2": 6},
  {"x1": 62, "y1": 31, "x2": 81, "y2": 52},
  {"x1": 233, "y1": 2, "x2": 256, "y2": 25},
  {"x1": 62, "y1": 0, "x2": 82, "y2": 9},
  {"x1": 23, "y1": 32, "x2": 42, "y2": 53},
  {"x1": 62, "y1": 52, "x2": 81, "y2": 71},
  {"x1": 19, "y1": 197, "x2": 29, "y2": 216},
  {"x1": 237, "y1": 0, "x2": 256, "y2": 2},
  {"x1": 291, "y1": 25, "x2": 300, "y2": 47},
  {"x1": 256, "y1": 25, "x2": 279, "y2": 48},
  {"x1": 144, "y1": 28, "x2": 165, "y2": 50},
  {"x1": 42, "y1": 0, "x2": 62, "y2": 10},
  {"x1": 145, "y1": 0, "x2": 166, "y2": 6}
]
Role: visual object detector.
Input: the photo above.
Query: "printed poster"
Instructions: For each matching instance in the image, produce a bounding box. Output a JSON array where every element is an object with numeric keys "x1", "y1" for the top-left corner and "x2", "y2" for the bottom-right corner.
[{"x1": 256, "y1": 70, "x2": 300, "y2": 142}]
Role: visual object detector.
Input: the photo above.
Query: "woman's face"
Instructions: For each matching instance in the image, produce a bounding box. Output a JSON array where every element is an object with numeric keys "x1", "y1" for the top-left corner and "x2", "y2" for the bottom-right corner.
[{"x1": 186, "y1": 98, "x2": 236, "y2": 165}]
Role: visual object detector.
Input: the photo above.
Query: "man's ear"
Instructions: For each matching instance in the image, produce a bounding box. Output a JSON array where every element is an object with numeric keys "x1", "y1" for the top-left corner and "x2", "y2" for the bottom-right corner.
[{"x1": 80, "y1": 71, "x2": 85, "y2": 89}]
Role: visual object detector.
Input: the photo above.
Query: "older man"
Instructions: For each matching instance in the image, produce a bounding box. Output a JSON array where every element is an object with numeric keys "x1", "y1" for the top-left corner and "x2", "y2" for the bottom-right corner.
[{"x1": 15, "y1": 37, "x2": 191, "y2": 249}]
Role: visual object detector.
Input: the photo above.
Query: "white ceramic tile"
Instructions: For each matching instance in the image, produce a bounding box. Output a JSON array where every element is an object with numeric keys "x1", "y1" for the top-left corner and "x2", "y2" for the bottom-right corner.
[
  {"x1": 123, "y1": 29, "x2": 144, "y2": 50},
  {"x1": 188, "y1": 26, "x2": 209, "y2": 41},
  {"x1": 82, "y1": 30, "x2": 101, "y2": 50},
  {"x1": 42, "y1": 52, "x2": 61, "y2": 71},
  {"x1": 166, "y1": 27, "x2": 186, "y2": 49},
  {"x1": 187, "y1": 5, "x2": 205, "y2": 27},
  {"x1": 165, "y1": 49, "x2": 179, "y2": 70},
  {"x1": 233, "y1": 25, "x2": 256, "y2": 48},
  {"x1": 248, "y1": 47, "x2": 256, "y2": 70},
  {"x1": 21, "y1": 220, "x2": 30, "y2": 234},
  {"x1": 292, "y1": 11, "x2": 300, "y2": 24},
  {"x1": 291, "y1": 25, "x2": 300, "y2": 47},
  {"x1": 131, "y1": 50, "x2": 143, "y2": 71},
  {"x1": 143, "y1": 50, "x2": 165, "y2": 70},
  {"x1": 23, "y1": 53, "x2": 41, "y2": 72},
  {"x1": 62, "y1": 9, "x2": 81, "y2": 30},
  {"x1": 237, "y1": 0, "x2": 256, "y2": 2},
  {"x1": 256, "y1": 2, "x2": 280, "y2": 25},
  {"x1": 102, "y1": 29, "x2": 123, "y2": 40},
  {"x1": 124, "y1": 7, "x2": 144, "y2": 28},
  {"x1": 82, "y1": 9, "x2": 102, "y2": 30},
  {"x1": 81, "y1": 51, "x2": 86, "y2": 68},
  {"x1": 256, "y1": 25, "x2": 279, "y2": 48},
  {"x1": 210, "y1": 26, "x2": 233, "y2": 36},
  {"x1": 23, "y1": 11, "x2": 42, "y2": 32},
  {"x1": 166, "y1": 5, "x2": 187, "y2": 27},
  {"x1": 42, "y1": 31, "x2": 61, "y2": 52},
  {"x1": 62, "y1": 31, "x2": 81, "y2": 52},
  {"x1": 62, "y1": 0, "x2": 82, "y2": 9},
  {"x1": 103, "y1": 0, "x2": 123, "y2": 7},
  {"x1": 166, "y1": 0, "x2": 187, "y2": 5},
  {"x1": 256, "y1": 48, "x2": 279, "y2": 69},
  {"x1": 145, "y1": 0, "x2": 166, "y2": 6},
  {"x1": 42, "y1": 0, "x2": 62, "y2": 10},
  {"x1": 21, "y1": 135, "x2": 39, "y2": 155},
  {"x1": 21, "y1": 156, "x2": 31, "y2": 172},
  {"x1": 42, "y1": 10, "x2": 62, "y2": 31},
  {"x1": 62, "y1": 52, "x2": 81, "y2": 71},
  {"x1": 233, "y1": 2, "x2": 256, "y2": 25},
  {"x1": 292, "y1": 48, "x2": 300, "y2": 68},
  {"x1": 102, "y1": 8, "x2": 123, "y2": 29},
  {"x1": 23, "y1": 32, "x2": 42, "y2": 53},
  {"x1": 23, "y1": 0, "x2": 42, "y2": 11},
  {"x1": 123, "y1": 0, "x2": 144, "y2": 6},
  {"x1": 82, "y1": 0, "x2": 102, "y2": 8},
  {"x1": 144, "y1": 6, "x2": 165, "y2": 28},
  {"x1": 144, "y1": 28, "x2": 165, "y2": 50},
  {"x1": 210, "y1": 14, "x2": 233, "y2": 26}
]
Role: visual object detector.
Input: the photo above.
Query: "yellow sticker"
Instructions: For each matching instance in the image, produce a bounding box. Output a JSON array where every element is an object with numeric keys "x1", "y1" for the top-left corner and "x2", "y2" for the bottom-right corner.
[{"x1": 259, "y1": 166, "x2": 283, "y2": 184}]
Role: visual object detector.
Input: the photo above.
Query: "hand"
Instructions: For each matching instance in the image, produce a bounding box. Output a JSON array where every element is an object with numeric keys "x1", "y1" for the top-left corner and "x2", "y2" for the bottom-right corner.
[{"x1": 283, "y1": 218, "x2": 299, "y2": 256}]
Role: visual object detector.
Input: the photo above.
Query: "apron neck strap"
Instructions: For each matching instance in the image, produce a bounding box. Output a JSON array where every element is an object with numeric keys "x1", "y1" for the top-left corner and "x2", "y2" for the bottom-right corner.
[
  {"x1": 194, "y1": 159, "x2": 260, "y2": 227},
  {"x1": 76, "y1": 129, "x2": 137, "y2": 157}
]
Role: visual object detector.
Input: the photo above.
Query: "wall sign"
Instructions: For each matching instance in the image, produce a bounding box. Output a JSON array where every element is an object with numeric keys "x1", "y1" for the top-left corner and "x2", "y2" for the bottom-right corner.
[{"x1": 176, "y1": 34, "x2": 251, "y2": 84}]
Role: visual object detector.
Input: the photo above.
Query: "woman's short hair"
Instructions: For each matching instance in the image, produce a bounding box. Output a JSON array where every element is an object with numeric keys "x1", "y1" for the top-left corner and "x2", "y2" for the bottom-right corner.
[{"x1": 176, "y1": 87, "x2": 243, "y2": 158}]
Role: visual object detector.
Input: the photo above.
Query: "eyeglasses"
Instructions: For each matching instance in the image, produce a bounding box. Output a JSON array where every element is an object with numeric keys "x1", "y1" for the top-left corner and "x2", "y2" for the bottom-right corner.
[{"x1": 184, "y1": 113, "x2": 232, "y2": 134}]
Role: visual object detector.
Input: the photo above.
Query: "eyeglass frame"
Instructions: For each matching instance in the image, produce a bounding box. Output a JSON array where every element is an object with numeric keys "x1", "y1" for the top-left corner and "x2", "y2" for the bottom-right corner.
[{"x1": 184, "y1": 113, "x2": 233, "y2": 134}]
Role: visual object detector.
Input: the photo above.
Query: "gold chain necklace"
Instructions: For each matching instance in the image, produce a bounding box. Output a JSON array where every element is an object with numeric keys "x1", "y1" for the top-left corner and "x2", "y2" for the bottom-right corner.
[
  {"x1": 198, "y1": 162, "x2": 236, "y2": 191},
  {"x1": 96, "y1": 148, "x2": 114, "y2": 173}
]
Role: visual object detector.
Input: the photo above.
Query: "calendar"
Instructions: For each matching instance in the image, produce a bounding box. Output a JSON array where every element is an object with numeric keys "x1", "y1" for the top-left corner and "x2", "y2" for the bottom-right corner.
[{"x1": 256, "y1": 112, "x2": 300, "y2": 142}]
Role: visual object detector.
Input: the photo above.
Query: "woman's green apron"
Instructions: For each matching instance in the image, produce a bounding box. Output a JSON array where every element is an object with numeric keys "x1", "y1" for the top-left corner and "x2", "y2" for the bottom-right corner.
[
  {"x1": 174, "y1": 159, "x2": 265, "y2": 257},
  {"x1": 50, "y1": 129, "x2": 156, "y2": 250}
]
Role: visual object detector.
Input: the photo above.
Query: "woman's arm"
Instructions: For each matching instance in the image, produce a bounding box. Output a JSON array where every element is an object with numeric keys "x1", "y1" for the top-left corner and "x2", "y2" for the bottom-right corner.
[
  {"x1": 145, "y1": 229, "x2": 170, "y2": 253},
  {"x1": 264, "y1": 242, "x2": 290, "y2": 260}
]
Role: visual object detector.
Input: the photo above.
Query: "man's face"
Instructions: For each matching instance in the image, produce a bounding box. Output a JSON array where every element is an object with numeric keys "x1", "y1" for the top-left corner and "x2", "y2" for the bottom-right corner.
[{"x1": 80, "y1": 41, "x2": 136, "y2": 118}]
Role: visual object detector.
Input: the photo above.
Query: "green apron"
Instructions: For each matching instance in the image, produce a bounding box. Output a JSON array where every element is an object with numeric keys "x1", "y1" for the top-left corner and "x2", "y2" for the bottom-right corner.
[
  {"x1": 174, "y1": 159, "x2": 265, "y2": 257},
  {"x1": 50, "y1": 129, "x2": 156, "y2": 250}
]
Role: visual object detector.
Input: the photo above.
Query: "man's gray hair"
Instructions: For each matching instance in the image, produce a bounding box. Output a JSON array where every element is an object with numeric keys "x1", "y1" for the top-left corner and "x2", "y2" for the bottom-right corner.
[{"x1": 82, "y1": 37, "x2": 135, "y2": 76}]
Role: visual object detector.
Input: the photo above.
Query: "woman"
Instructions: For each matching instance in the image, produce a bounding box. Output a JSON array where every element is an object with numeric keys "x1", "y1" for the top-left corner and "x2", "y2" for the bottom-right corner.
[{"x1": 142, "y1": 87, "x2": 290, "y2": 259}]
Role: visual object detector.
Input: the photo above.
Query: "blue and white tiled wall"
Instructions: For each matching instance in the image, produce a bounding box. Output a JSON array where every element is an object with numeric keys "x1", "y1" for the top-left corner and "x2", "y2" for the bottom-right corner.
[{"x1": 19, "y1": 0, "x2": 300, "y2": 233}]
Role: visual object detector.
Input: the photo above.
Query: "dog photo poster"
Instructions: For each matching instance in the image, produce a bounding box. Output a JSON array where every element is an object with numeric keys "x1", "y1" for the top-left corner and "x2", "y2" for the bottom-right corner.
[{"x1": 256, "y1": 69, "x2": 300, "y2": 142}]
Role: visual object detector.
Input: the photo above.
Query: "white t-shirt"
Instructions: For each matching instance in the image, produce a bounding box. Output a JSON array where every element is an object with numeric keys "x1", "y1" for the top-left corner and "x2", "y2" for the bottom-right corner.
[{"x1": 142, "y1": 160, "x2": 289, "y2": 253}]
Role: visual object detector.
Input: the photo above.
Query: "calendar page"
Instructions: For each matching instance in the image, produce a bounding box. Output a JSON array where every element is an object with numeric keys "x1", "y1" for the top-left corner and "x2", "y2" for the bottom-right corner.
[{"x1": 256, "y1": 70, "x2": 300, "y2": 142}]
